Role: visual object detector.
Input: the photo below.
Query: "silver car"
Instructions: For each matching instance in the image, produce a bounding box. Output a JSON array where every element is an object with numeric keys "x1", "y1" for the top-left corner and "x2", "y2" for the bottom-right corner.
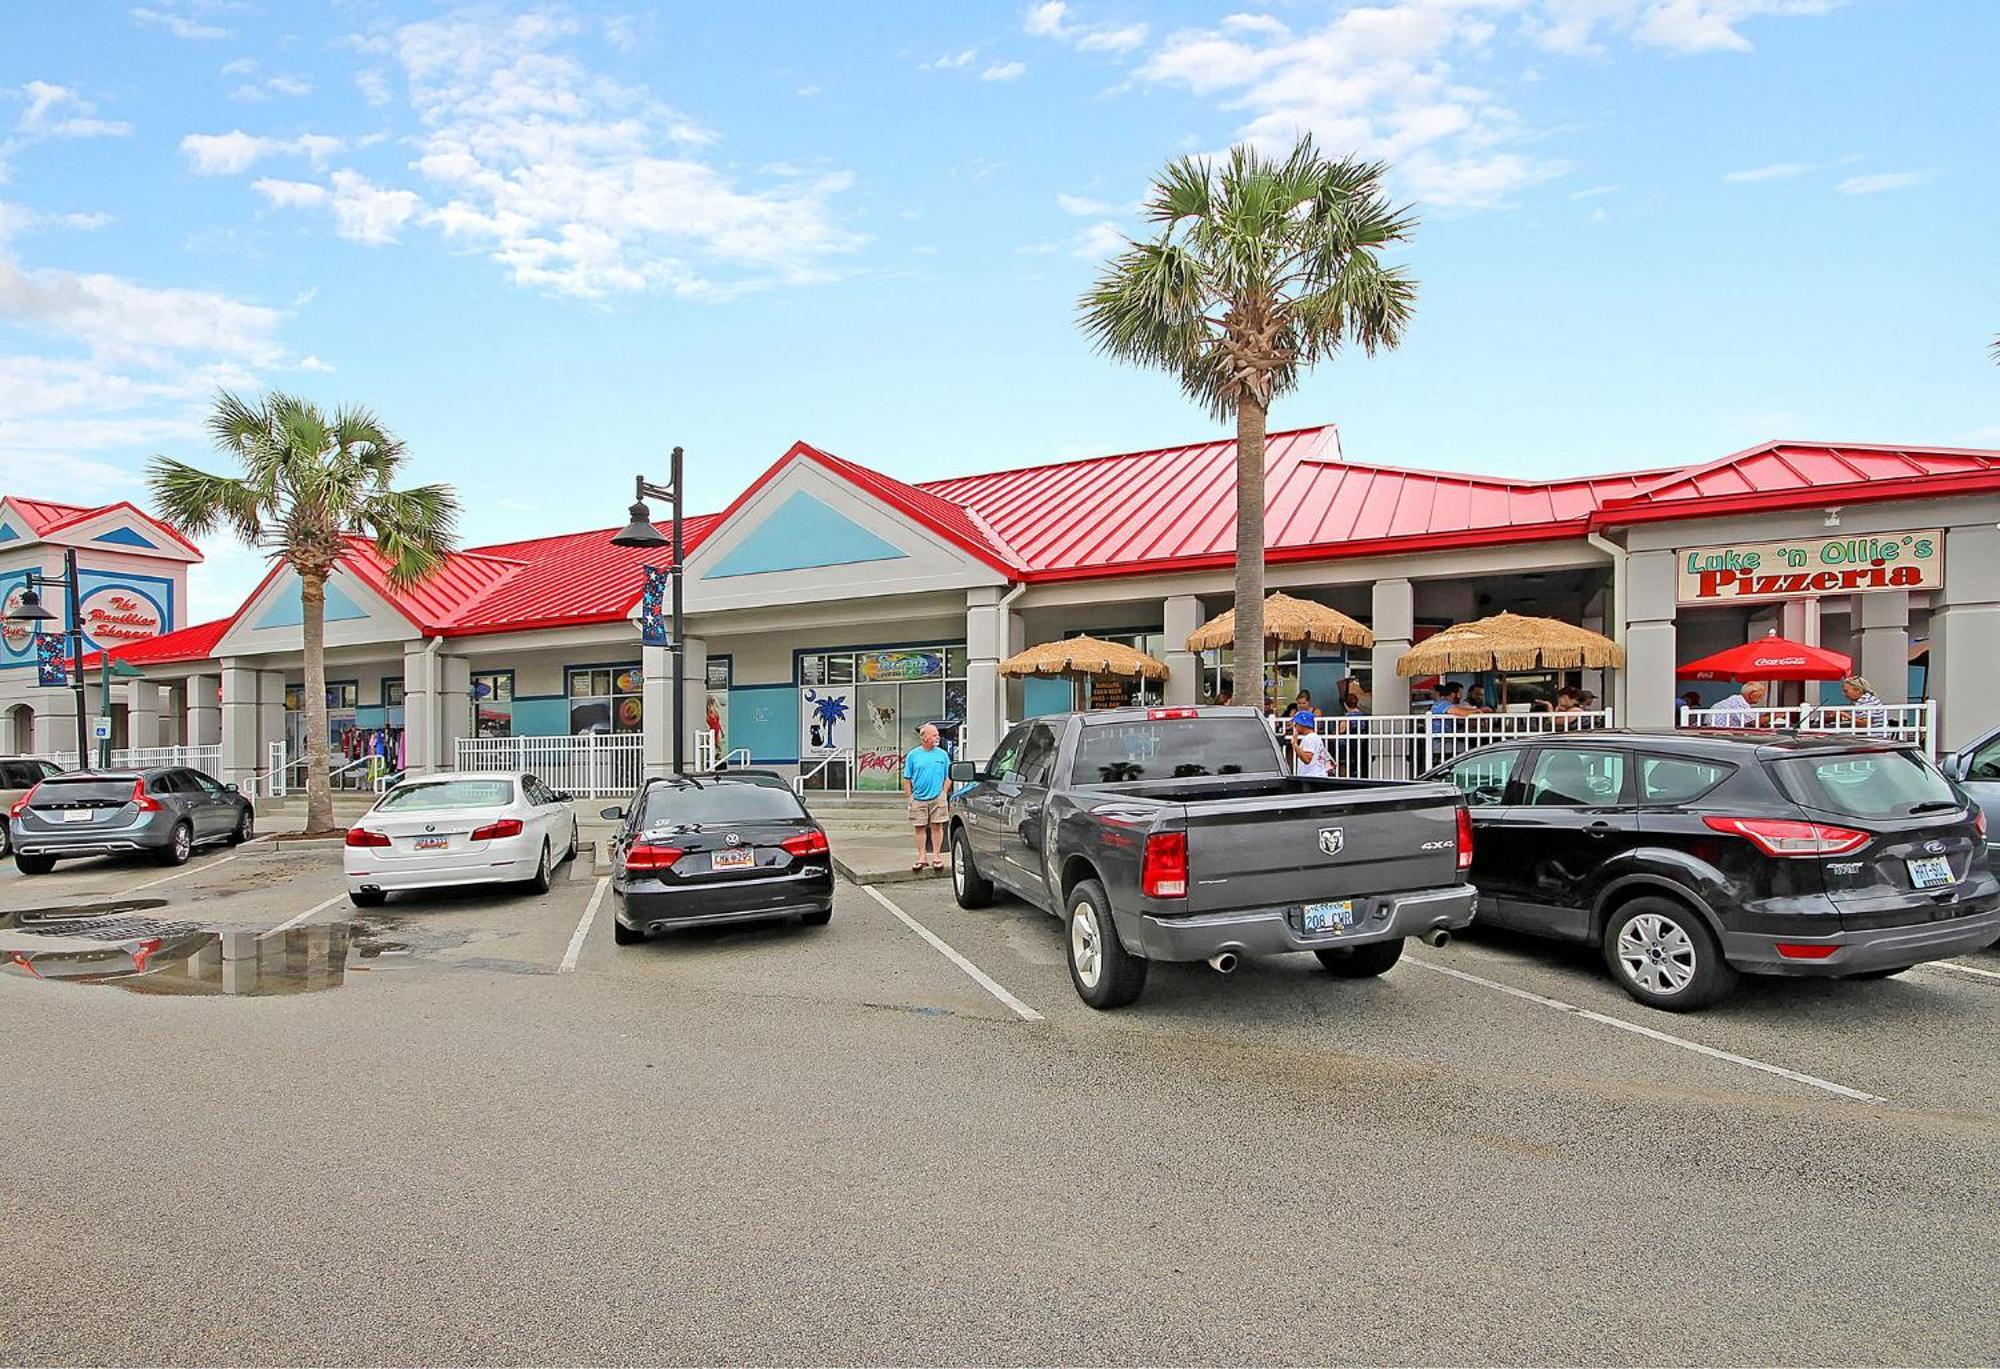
[
  {"x1": 0, "y1": 757, "x2": 64, "y2": 859},
  {"x1": 10, "y1": 767, "x2": 254, "y2": 875}
]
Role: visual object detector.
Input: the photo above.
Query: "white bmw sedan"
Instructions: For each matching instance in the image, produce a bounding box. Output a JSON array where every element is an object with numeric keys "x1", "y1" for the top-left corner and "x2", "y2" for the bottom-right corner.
[{"x1": 343, "y1": 771, "x2": 580, "y2": 908}]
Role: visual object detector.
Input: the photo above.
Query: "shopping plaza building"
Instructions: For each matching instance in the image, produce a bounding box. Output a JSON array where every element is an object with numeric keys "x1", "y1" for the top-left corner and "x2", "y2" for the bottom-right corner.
[{"x1": 3, "y1": 424, "x2": 1998, "y2": 792}]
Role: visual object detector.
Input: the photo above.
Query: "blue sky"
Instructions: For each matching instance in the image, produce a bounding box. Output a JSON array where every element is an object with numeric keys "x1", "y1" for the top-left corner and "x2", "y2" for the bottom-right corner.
[{"x1": 3, "y1": 0, "x2": 1995, "y2": 620}]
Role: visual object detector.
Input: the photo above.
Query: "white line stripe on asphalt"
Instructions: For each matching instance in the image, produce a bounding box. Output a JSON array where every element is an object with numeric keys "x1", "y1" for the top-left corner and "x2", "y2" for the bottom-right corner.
[
  {"x1": 862, "y1": 883, "x2": 1044, "y2": 1022},
  {"x1": 1925, "y1": 959, "x2": 2000, "y2": 983},
  {"x1": 560, "y1": 877, "x2": 610, "y2": 973},
  {"x1": 1407, "y1": 957, "x2": 1887, "y2": 1105},
  {"x1": 264, "y1": 894, "x2": 349, "y2": 937},
  {"x1": 124, "y1": 854, "x2": 237, "y2": 894}
]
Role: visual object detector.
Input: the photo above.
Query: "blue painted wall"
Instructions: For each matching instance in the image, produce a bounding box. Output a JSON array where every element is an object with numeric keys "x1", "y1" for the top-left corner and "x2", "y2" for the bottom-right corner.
[
  {"x1": 254, "y1": 576, "x2": 368, "y2": 629},
  {"x1": 729, "y1": 684, "x2": 798, "y2": 761},
  {"x1": 1023, "y1": 676, "x2": 1073, "y2": 717},
  {"x1": 703, "y1": 491, "x2": 908, "y2": 579},
  {"x1": 92, "y1": 527, "x2": 158, "y2": 549},
  {"x1": 512, "y1": 696, "x2": 570, "y2": 737}
]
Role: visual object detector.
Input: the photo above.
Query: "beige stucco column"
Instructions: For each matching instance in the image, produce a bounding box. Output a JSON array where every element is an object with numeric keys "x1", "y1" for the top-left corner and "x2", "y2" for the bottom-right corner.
[
  {"x1": 126, "y1": 679, "x2": 162, "y2": 750},
  {"x1": 1853, "y1": 590, "x2": 1910, "y2": 704},
  {"x1": 219, "y1": 660, "x2": 259, "y2": 788},
  {"x1": 680, "y1": 635, "x2": 708, "y2": 770},
  {"x1": 185, "y1": 673, "x2": 221, "y2": 746},
  {"x1": 642, "y1": 643, "x2": 671, "y2": 778},
  {"x1": 1931, "y1": 525, "x2": 2000, "y2": 751},
  {"x1": 1620, "y1": 550, "x2": 1679, "y2": 729},
  {"x1": 1369, "y1": 578, "x2": 1413, "y2": 717},
  {"x1": 965, "y1": 587, "x2": 1008, "y2": 757},
  {"x1": 1163, "y1": 594, "x2": 1203, "y2": 706},
  {"x1": 256, "y1": 671, "x2": 286, "y2": 774},
  {"x1": 402, "y1": 639, "x2": 438, "y2": 775}
]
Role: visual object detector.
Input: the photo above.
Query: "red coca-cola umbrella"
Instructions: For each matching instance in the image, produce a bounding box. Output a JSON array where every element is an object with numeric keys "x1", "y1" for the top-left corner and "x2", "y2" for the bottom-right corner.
[{"x1": 1676, "y1": 633, "x2": 1851, "y2": 683}]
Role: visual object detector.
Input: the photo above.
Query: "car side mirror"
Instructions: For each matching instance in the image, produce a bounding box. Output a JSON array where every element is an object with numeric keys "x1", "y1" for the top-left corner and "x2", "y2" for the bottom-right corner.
[
  {"x1": 599, "y1": 806, "x2": 625, "y2": 821},
  {"x1": 224, "y1": 783, "x2": 239, "y2": 793},
  {"x1": 554, "y1": 791, "x2": 573, "y2": 804},
  {"x1": 950, "y1": 761, "x2": 978, "y2": 783}
]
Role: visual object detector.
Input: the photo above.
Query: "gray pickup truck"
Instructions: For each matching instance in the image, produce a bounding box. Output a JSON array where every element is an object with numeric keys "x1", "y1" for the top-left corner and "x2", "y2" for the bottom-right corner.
[{"x1": 947, "y1": 705, "x2": 1478, "y2": 1008}]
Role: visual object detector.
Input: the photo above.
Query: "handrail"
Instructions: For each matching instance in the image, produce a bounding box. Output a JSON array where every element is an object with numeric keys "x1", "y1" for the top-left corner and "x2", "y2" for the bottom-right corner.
[
  {"x1": 793, "y1": 748, "x2": 854, "y2": 796},
  {"x1": 721, "y1": 748, "x2": 751, "y2": 767}
]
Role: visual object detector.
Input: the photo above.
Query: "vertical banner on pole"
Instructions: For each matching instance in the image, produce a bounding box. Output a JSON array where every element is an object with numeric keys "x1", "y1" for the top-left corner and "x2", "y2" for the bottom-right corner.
[
  {"x1": 34, "y1": 633, "x2": 68, "y2": 686},
  {"x1": 640, "y1": 565, "x2": 670, "y2": 647}
]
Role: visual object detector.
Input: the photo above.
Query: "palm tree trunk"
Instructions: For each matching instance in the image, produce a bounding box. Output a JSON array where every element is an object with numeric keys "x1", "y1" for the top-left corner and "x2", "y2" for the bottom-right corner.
[
  {"x1": 300, "y1": 568, "x2": 334, "y2": 834},
  {"x1": 1233, "y1": 395, "x2": 1268, "y2": 709}
]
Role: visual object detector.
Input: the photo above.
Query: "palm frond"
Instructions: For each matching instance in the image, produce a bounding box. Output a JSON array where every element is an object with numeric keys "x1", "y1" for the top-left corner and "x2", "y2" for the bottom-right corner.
[
  {"x1": 360, "y1": 484, "x2": 461, "y2": 589},
  {"x1": 145, "y1": 458, "x2": 268, "y2": 546}
]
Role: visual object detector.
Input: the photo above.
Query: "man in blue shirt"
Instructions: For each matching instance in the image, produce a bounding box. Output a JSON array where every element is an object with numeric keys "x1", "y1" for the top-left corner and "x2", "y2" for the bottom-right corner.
[{"x1": 902, "y1": 723, "x2": 954, "y2": 872}]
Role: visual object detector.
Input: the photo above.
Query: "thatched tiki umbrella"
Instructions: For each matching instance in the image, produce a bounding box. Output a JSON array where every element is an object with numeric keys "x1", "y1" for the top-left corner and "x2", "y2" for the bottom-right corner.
[
  {"x1": 1395, "y1": 612, "x2": 1624, "y2": 702},
  {"x1": 998, "y1": 634, "x2": 1169, "y2": 710},
  {"x1": 1186, "y1": 592, "x2": 1373, "y2": 701}
]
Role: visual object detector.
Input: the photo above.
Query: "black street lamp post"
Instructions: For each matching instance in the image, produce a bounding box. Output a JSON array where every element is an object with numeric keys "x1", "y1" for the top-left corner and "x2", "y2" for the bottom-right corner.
[
  {"x1": 608, "y1": 445, "x2": 686, "y2": 775},
  {"x1": 4, "y1": 547, "x2": 92, "y2": 772}
]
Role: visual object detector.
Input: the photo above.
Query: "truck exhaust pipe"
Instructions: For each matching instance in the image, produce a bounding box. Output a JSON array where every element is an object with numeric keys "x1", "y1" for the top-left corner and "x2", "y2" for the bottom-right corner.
[
  {"x1": 1207, "y1": 951, "x2": 1239, "y2": 975},
  {"x1": 1420, "y1": 928, "x2": 1451, "y2": 948}
]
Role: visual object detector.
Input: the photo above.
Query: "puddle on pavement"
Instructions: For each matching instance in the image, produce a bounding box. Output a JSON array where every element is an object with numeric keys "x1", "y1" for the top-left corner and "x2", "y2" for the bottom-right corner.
[
  {"x1": 0, "y1": 899, "x2": 174, "y2": 930},
  {"x1": 2, "y1": 925, "x2": 353, "y2": 997}
]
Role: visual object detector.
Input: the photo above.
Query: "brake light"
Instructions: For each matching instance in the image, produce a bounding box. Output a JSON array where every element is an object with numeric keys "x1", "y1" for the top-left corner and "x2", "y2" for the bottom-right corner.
[
  {"x1": 344, "y1": 827, "x2": 391, "y2": 848},
  {"x1": 1146, "y1": 708, "x2": 1199, "y2": 720},
  {"x1": 1977, "y1": 809, "x2": 1988, "y2": 841},
  {"x1": 8, "y1": 782, "x2": 36, "y2": 819},
  {"x1": 623, "y1": 842, "x2": 684, "y2": 871},
  {"x1": 470, "y1": 818, "x2": 524, "y2": 841},
  {"x1": 1456, "y1": 805, "x2": 1474, "y2": 871},
  {"x1": 1141, "y1": 830, "x2": 1189, "y2": 899},
  {"x1": 781, "y1": 829, "x2": 830, "y2": 857},
  {"x1": 132, "y1": 779, "x2": 162, "y2": 814},
  {"x1": 1702, "y1": 815, "x2": 1870, "y2": 857},
  {"x1": 1775, "y1": 942, "x2": 1840, "y2": 960}
]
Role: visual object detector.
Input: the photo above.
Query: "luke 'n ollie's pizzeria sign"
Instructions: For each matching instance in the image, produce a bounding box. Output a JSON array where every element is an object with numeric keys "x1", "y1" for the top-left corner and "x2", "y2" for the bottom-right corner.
[{"x1": 1678, "y1": 530, "x2": 1943, "y2": 606}]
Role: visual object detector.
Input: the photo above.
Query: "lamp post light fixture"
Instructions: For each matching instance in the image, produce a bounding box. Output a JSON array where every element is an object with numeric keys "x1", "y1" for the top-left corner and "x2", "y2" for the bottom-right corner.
[
  {"x1": 3, "y1": 547, "x2": 91, "y2": 772},
  {"x1": 608, "y1": 445, "x2": 686, "y2": 775}
]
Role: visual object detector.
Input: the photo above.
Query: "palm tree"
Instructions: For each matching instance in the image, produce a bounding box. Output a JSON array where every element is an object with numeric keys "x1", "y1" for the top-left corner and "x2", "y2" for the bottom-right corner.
[
  {"x1": 149, "y1": 392, "x2": 459, "y2": 834},
  {"x1": 1079, "y1": 137, "x2": 1417, "y2": 699}
]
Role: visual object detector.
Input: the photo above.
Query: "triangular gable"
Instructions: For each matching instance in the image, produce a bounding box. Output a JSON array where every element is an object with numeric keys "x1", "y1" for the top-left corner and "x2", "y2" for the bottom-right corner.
[
  {"x1": 0, "y1": 503, "x2": 43, "y2": 546},
  {"x1": 33, "y1": 502, "x2": 202, "y2": 562},
  {"x1": 215, "y1": 560, "x2": 421, "y2": 657},
  {"x1": 0, "y1": 524, "x2": 17, "y2": 544},
  {"x1": 683, "y1": 442, "x2": 1008, "y2": 613},
  {"x1": 252, "y1": 576, "x2": 370, "y2": 629},
  {"x1": 94, "y1": 526, "x2": 160, "y2": 550},
  {"x1": 703, "y1": 490, "x2": 908, "y2": 578}
]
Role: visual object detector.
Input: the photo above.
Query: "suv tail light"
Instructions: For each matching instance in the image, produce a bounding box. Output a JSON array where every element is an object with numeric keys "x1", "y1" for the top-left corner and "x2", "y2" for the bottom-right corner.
[
  {"x1": 1141, "y1": 831, "x2": 1189, "y2": 899},
  {"x1": 470, "y1": 818, "x2": 524, "y2": 841},
  {"x1": 1976, "y1": 809, "x2": 1988, "y2": 841},
  {"x1": 1456, "y1": 805, "x2": 1474, "y2": 871},
  {"x1": 133, "y1": 779, "x2": 162, "y2": 814},
  {"x1": 1702, "y1": 815, "x2": 1871, "y2": 857},
  {"x1": 781, "y1": 829, "x2": 830, "y2": 857},
  {"x1": 344, "y1": 827, "x2": 391, "y2": 848},
  {"x1": 9, "y1": 782, "x2": 38, "y2": 819},
  {"x1": 623, "y1": 842, "x2": 684, "y2": 872}
]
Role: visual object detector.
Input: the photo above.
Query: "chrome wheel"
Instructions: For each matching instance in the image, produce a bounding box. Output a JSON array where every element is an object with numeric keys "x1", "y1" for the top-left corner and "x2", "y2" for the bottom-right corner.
[
  {"x1": 951, "y1": 841, "x2": 966, "y2": 896},
  {"x1": 173, "y1": 826, "x2": 191, "y2": 860},
  {"x1": 1070, "y1": 899, "x2": 1102, "y2": 989},
  {"x1": 1617, "y1": 912, "x2": 1697, "y2": 996}
]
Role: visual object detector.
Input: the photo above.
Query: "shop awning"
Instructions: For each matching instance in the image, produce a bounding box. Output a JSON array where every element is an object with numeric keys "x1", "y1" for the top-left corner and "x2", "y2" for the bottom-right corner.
[
  {"x1": 1395, "y1": 612, "x2": 1624, "y2": 676},
  {"x1": 999, "y1": 635, "x2": 1168, "y2": 681},
  {"x1": 1186, "y1": 592, "x2": 1373, "y2": 653}
]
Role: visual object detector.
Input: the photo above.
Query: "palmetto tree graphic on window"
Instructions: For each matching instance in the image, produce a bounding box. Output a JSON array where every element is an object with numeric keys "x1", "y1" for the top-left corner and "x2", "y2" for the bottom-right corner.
[{"x1": 803, "y1": 689, "x2": 851, "y2": 750}]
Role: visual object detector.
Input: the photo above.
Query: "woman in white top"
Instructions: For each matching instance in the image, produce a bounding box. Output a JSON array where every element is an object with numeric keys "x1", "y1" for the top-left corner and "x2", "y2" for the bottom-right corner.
[{"x1": 1288, "y1": 714, "x2": 1330, "y2": 778}]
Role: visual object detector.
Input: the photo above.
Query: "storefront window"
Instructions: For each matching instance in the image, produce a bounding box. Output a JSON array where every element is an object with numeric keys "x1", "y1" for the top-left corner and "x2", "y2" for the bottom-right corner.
[
  {"x1": 568, "y1": 664, "x2": 642, "y2": 735},
  {"x1": 704, "y1": 659, "x2": 731, "y2": 753},
  {"x1": 798, "y1": 645, "x2": 967, "y2": 791},
  {"x1": 471, "y1": 670, "x2": 513, "y2": 738},
  {"x1": 1198, "y1": 647, "x2": 1306, "y2": 705},
  {"x1": 284, "y1": 681, "x2": 358, "y2": 759}
]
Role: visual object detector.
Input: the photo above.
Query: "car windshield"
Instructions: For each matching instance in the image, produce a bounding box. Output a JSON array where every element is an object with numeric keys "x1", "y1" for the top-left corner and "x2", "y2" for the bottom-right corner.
[
  {"x1": 30, "y1": 776, "x2": 138, "y2": 804},
  {"x1": 1770, "y1": 750, "x2": 1961, "y2": 821},
  {"x1": 1071, "y1": 717, "x2": 1278, "y2": 784},
  {"x1": 378, "y1": 779, "x2": 515, "y2": 811},
  {"x1": 639, "y1": 780, "x2": 805, "y2": 829}
]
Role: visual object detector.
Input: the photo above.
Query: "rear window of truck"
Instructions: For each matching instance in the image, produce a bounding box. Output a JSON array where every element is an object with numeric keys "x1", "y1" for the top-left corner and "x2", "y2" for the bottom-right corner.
[
  {"x1": 1769, "y1": 750, "x2": 1961, "y2": 821},
  {"x1": 1071, "y1": 717, "x2": 1278, "y2": 784}
]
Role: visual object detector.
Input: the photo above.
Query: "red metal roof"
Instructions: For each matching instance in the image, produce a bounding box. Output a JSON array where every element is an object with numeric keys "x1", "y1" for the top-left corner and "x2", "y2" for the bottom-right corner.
[
  {"x1": 0, "y1": 496, "x2": 204, "y2": 557},
  {"x1": 81, "y1": 615, "x2": 236, "y2": 670},
  {"x1": 1594, "y1": 441, "x2": 2000, "y2": 527},
  {"x1": 335, "y1": 536, "x2": 528, "y2": 635},
  {"x1": 810, "y1": 447, "x2": 1021, "y2": 574},
  {"x1": 441, "y1": 517, "x2": 722, "y2": 637},
  {"x1": 4, "y1": 497, "x2": 95, "y2": 534}
]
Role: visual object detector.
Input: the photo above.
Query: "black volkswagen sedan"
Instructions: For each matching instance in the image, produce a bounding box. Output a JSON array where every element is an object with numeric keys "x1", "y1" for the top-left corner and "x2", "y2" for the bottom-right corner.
[
  {"x1": 601, "y1": 771, "x2": 833, "y2": 945},
  {"x1": 1430, "y1": 731, "x2": 1998, "y2": 1010}
]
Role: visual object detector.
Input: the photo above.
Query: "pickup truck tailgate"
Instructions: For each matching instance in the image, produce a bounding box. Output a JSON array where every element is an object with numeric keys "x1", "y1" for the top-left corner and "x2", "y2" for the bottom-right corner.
[{"x1": 1180, "y1": 787, "x2": 1462, "y2": 913}]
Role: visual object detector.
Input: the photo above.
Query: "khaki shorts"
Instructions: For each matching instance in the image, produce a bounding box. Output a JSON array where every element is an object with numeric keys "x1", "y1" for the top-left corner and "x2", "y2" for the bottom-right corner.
[{"x1": 907, "y1": 795, "x2": 949, "y2": 827}]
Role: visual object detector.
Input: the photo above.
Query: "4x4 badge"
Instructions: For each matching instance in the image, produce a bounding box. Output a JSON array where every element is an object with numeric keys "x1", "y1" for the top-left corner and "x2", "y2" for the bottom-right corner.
[{"x1": 1318, "y1": 827, "x2": 1345, "y2": 856}]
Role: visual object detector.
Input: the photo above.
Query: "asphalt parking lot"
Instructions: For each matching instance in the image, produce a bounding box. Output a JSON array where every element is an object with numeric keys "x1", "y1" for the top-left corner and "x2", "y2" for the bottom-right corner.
[{"x1": 3, "y1": 840, "x2": 1997, "y2": 1365}]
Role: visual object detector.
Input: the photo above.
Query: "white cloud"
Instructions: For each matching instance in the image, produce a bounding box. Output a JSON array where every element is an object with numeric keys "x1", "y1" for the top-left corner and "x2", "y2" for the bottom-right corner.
[
  {"x1": 0, "y1": 259, "x2": 284, "y2": 368},
  {"x1": 310, "y1": 7, "x2": 866, "y2": 300},
  {"x1": 295, "y1": 353, "x2": 334, "y2": 372},
  {"x1": 251, "y1": 177, "x2": 329, "y2": 209},
  {"x1": 1724, "y1": 160, "x2": 1811, "y2": 181},
  {"x1": 1056, "y1": 192, "x2": 1114, "y2": 215},
  {"x1": 981, "y1": 61, "x2": 1028, "y2": 81},
  {"x1": 129, "y1": 5, "x2": 229, "y2": 40},
  {"x1": 796, "y1": 84, "x2": 821, "y2": 97},
  {"x1": 1025, "y1": 1, "x2": 1149, "y2": 53},
  {"x1": 1222, "y1": 14, "x2": 1291, "y2": 38},
  {"x1": 180, "y1": 129, "x2": 345, "y2": 175},
  {"x1": 6, "y1": 81, "x2": 134, "y2": 162},
  {"x1": 253, "y1": 171, "x2": 419, "y2": 244},
  {"x1": 1569, "y1": 183, "x2": 1619, "y2": 199},
  {"x1": 1074, "y1": 220, "x2": 1125, "y2": 259},
  {"x1": 921, "y1": 49, "x2": 978, "y2": 70},
  {"x1": 1837, "y1": 171, "x2": 1926, "y2": 195},
  {"x1": 0, "y1": 201, "x2": 114, "y2": 238},
  {"x1": 354, "y1": 69, "x2": 393, "y2": 107},
  {"x1": 1532, "y1": 0, "x2": 1835, "y2": 56},
  {"x1": 231, "y1": 73, "x2": 315, "y2": 102}
]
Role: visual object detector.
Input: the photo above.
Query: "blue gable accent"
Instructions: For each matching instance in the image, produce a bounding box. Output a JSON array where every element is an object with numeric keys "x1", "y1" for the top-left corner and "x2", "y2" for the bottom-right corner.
[
  {"x1": 93, "y1": 527, "x2": 159, "y2": 549},
  {"x1": 703, "y1": 491, "x2": 908, "y2": 579},
  {"x1": 254, "y1": 576, "x2": 369, "y2": 630},
  {"x1": 0, "y1": 525, "x2": 17, "y2": 543}
]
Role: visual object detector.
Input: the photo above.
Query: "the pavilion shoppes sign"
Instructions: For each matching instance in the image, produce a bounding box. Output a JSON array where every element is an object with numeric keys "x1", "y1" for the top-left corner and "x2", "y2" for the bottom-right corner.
[{"x1": 1677, "y1": 530, "x2": 1942, "y2": 605}]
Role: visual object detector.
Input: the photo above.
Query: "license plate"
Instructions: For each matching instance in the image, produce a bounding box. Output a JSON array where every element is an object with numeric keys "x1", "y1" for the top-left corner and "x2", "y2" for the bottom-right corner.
[
  {"x1": 1303, "y1": 899, "x2": 1356, "y2": 933},
  {"x1": 1906, "y1": 855, "x2": 1954, "y2": 889},
  {"x1": 711, "y1": 848, "x2": 754, "y2": 871},
  {"x1": 61, "y1": 809, "x2": 94, "y2": 823},
  {"x1": 414, "y1": 837, "x2": 449, "y2": 851}
]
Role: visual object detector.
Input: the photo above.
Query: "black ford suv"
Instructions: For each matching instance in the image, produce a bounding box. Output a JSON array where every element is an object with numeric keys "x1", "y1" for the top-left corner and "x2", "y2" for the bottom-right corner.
[{"x1": 1432, "y1": 731, "x2": 1998, "y2": 1010}]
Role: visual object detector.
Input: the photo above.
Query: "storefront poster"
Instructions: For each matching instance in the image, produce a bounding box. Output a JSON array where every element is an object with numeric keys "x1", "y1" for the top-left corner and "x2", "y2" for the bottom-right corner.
[
  {"x1": 705, "y1": 660, "x2": 730, "y2": 752},
  {"x1": 858, "y1": 650, "x2": 942, "y2": 682},
  {"x1": 799, "y1": 687, "x2": 855, "y2": 757},
  {"x1": 1678, "y1": 530, "x2": 1943, "y2": 605}
]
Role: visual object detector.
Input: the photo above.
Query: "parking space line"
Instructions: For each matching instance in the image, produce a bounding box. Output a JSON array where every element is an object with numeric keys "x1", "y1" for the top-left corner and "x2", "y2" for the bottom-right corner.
[
  {"x1": 1406, "y1": 957, "x2": 1887, "y2": 1105},
  {"x1": 123, "y1": 854, "x2": 237, "y2": 894},
  {"x1": 264, "y1": 894, "x2": 349, "y2": 937},
  {"x1": 560, "y1": 877, "x2": 610, "y2": 973},
  {"x1": 861, "y1": 884, "x2": 1043, "y2": 1022},
  {"x1": 1925, "y1": 960, "x2": 2000, "y2": 983}
]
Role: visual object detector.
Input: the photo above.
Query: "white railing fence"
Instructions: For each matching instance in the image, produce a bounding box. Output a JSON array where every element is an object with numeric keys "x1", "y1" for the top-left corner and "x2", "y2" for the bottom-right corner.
[
  {"x1": 693, "y1": 731, "x2": 717, "y2": 771},
  {"x1": 453, "y1": 733, "x2": 645, "y2": 798},
  {"x1": 1681, "y1": 700, "x2": 1934, "y2": 754},
  {"x1": 111, "y1": 744, "x2": 222, "y2": 775},
  {"x1": 794, "y1": 749, "x2": 855, "y2": 796},
  {"x1": 722, "y1": 748, "x2": 751, "y2": 767},
  {"x1": 1311, "y1": 710, "x2": 1617, "y2": 781}
]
